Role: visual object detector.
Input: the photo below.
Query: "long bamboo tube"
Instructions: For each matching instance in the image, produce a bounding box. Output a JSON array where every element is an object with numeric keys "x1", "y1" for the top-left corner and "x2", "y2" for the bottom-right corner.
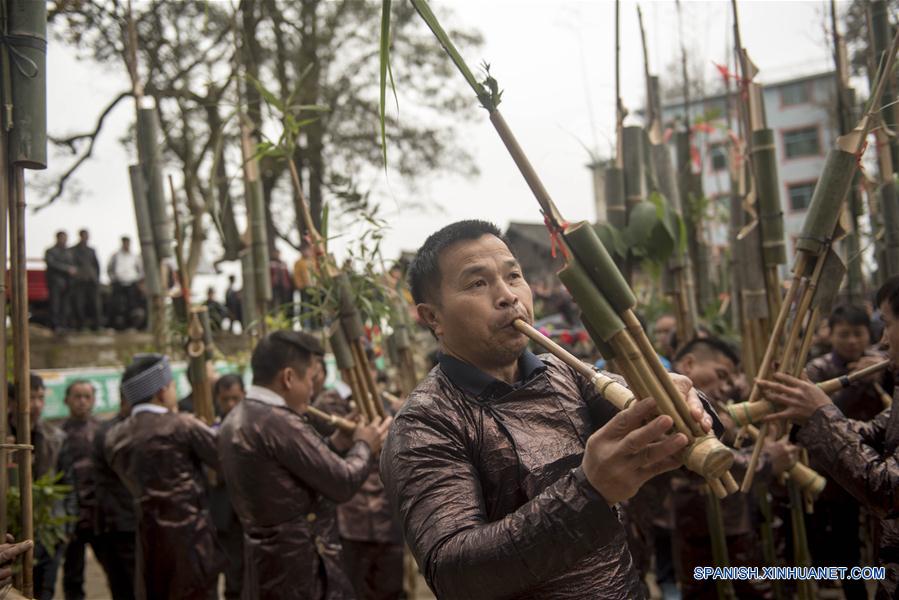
[
  {"x1": 349, "y1": 342, "x2": 379, "y2": 422},
  {"x1": 306, "y1": 406, "x2": 357, "y2": 433},
  {"x1": 705, "y1": 487, "x2": 737, "y2": 600},
  {"x1": 0, "y1": 136, "x2": 6, "y2": 542},
  {"x1": 355, "y1": 342, "x2": 386, "y2": 419},
  {"x1": 342, "y1": 367, "x2": 370, "y2": 422},
  {"x1": 9, "y1": 167, "x2": 32, "y2": 596},
  {"x1": 515, "y1": 320, "x2": 732, "y2": 489},
  {"x1": 187, "y1": 307, "x2": 214, "y2": 425}
]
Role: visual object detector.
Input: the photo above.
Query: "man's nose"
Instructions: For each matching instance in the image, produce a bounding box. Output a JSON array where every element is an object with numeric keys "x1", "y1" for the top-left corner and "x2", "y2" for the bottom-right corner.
[{"x1": 496, "y1": 280, "x2": 519, "y2": 308}]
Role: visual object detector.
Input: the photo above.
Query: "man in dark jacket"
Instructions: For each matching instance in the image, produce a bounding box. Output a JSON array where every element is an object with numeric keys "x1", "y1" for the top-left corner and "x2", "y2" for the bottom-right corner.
[
  {"x1": 209, "y1": 374, "x2": 246, "y2": 600},
  {"x1": 70, "y1": 229, "x2": 101, "y2": 330},
  {"x1": 105, "y1": 354, "x2": 223, "y2": 600},
  {"x1": 803, "y1": 303, "x2": 889, "y2": 599},
  {"x1": 9, "y1": 373, "x2": 73, "y2": 600},
  {"x1": 312, "y1": 355, "x2": 405, "y2": 600},
  {"x1": 91, "y1": 398, "x2": 136, "y2": 600},
  {"x1": 58, "y1": 380, "x2": 101, "y2": 600},
  {"x1": 218, "y1": 331, "x2": 391, "y2": 600},
  {"x1": 760, "y1": 275, "x2": 899, "y2": 599},
  {"x1": 381, "y1": 220, "x2": 714, "y2": 600},
  {"x1": 44, "y1": 230, "x2": 76, "y2": 331}
]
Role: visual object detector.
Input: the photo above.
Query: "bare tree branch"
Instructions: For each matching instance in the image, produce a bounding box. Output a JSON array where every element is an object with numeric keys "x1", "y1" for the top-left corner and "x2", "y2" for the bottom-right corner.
[{"x1": 34, "y1": 90, "x2": 132, "y2": 211}]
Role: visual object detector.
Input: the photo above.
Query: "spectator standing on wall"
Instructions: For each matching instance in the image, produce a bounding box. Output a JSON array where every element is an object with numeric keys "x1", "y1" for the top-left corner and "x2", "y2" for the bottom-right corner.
[
  {"x1": 70, "y1": 229, "x2": 101, "y2": 330},
  {"x1": 45, "y1": 231, "x2": 76, "y2": 333}
]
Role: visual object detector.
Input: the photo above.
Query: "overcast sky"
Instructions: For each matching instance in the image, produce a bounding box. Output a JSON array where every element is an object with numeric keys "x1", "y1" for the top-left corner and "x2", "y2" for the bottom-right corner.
[{"x1": 27, "y1": 0, "x2": 841, "y2": 293}]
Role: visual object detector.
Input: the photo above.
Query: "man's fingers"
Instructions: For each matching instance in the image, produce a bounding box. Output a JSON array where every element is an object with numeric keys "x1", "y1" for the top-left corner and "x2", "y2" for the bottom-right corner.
[
  {"x1": 607, "y1": 397, "x2": 659, "y2": 438},
  {"x1": 621, "y1": 414, "x2": 675, "y2": 454},
  {"x1": 771, "y1": 372, "x2": 806, "y2": 388},
  {"x1": 639, "y1": 453, "x2": 684, "y2": 479},
  {"x1": 637, "y1": 432, "x2": 689, "y2": 468},
  {"x1": 377, "y1": 416, "x2": 393, "y2": 435},
  {"x1": 0, "y1": 540, "x2": 32, "y2": 564},
  {"x1": 757, "y1": 379, "x2": 802, "y2": 402},
  {"x1": 762, "y1": 408, "x2": 797, "y2": 423}
]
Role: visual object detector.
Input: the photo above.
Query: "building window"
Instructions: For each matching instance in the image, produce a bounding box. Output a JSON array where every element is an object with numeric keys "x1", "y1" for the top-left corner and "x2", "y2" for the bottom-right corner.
[
  {"x1": 781, "y1": 81, "x2": 812, "y2": 106},
  {"x1": 709, "y1": 143, "x2": 727, "y2": 171},
  {"x1": 787, "y1": 181, "x2": 816, "y2": 212},
  {"x1": 783, "y1": 126, "x2": 820, "y2": 158}
]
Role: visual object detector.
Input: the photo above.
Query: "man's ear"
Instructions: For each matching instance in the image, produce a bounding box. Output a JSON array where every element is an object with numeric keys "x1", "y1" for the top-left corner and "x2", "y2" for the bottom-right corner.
[
  {"x1": 416, "y1": 303, "x2": 442, "y2": 338},
  {"x1": 679, "y1": 354, "x2": 695, "y2": 376}
]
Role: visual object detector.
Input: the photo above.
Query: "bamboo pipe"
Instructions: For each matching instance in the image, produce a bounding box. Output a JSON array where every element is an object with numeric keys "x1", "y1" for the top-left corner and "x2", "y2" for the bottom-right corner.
[
  {"x1": 351, "y1": 340, "x2": 386, "y2": 419},
  {"x1": 306, "y1": 406, "x2": 357, "y2": 433},
  {"x1": 514, "y1": 320, "x2": 733, "y2": 491},
  {"x1": 875, "y1": 382, "x2": 893, "y2": 408},
  {"x1": 624, "y1": 310, "x2": 702, "y2": 438},
  {"x1": 819, "y1": 359, "x2": 891, "y2": 393},
  {"x1": 0, "y1": 128, "x2": 9, "y2": 540},
  {"x1": 348, "y1": 343, "x2": 379, "y2": 422},
  {"x1": 341, "y1": 367, "x2": 370, "y2": 422},
  {"x1": 747, "y1": 254, "x2": 809, "y2": 405},
  {"x1": 9, "y1": 167, "x2": 33, "y2": 596},
  {"x1": 168, "y1": 175, "x2": 191, "y2": 304}
]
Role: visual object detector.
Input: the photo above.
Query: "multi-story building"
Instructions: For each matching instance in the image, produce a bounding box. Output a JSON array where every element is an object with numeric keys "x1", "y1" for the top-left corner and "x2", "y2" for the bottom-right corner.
[{"x1": 651, "y1": 71, "x2": 838, "y2": 261}]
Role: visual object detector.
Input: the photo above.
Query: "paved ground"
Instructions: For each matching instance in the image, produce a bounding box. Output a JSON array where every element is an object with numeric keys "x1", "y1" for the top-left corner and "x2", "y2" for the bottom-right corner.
[{"x1": 53, "y1": 546, "x2": 436, "y2": 599}]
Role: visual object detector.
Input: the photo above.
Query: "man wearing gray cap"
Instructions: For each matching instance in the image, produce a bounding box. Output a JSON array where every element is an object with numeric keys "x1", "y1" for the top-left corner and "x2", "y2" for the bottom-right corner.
[{"x1": 105, "y1": 354, "x2": 223, "y2": 600}]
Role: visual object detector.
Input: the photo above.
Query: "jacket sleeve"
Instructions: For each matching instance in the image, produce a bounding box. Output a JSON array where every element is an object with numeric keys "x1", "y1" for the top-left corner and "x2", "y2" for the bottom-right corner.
[
  {"x1": 798, "y1": 404, "x2": 899, "y2": 519},
  {"x1": 269, "y1": 415, "x2": 372, "y2": 503},
  {"x1": 183, "y1": 416, "x2": 220, "y2": 471},
  {"x1": 44, "y1": 249, "x2": 69, "y2": 275},
  {"x1": 380, "y1": 401, "x2": 623, "y2": 600}
]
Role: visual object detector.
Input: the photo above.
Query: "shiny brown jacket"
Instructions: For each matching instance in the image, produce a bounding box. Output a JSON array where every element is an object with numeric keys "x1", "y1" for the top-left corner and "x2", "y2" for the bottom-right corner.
[
  {"x1": 60, "y1": 417, "x2": 100, "y2": 531},
  {"x1": 218, "y1": 395, "x2": 374, "y2": 600},
  {"x1": 105, "y1": 410, "x2": 223, "y2": 600},
  {"x1": 313, "y1": 390, "x2": 402, "y2": 545},
  {"x1": 380, "y1": 352, "x2": 642, "y2": 600},
  {"x1": 91, "y1": 414, "x2": 136, "y2": 534},
  {"x1": 798, "y1": 402, "x2": 899, "y2": 598}
]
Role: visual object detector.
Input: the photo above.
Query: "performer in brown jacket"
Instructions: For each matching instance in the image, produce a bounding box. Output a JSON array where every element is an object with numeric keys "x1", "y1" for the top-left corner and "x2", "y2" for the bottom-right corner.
[
  {"x1": 105, "y1": 353, "x2": 223, "y2": 600},
  {"x1": 312, "y1": 354, "x2": 404, "y2": 599},
  {"x1": 760, "y1": 276, "x2": 899, "y2": 599},
  {"x1": 381, "y1": 220, "x2": 717, "y2": 600},
  {"x1": 218, "y1": 330, "x2": 391, "y2": 600}
]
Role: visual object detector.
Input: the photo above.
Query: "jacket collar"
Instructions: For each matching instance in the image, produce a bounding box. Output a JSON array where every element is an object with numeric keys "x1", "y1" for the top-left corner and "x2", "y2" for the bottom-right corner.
[{"x1": 438, "y1": 350, "x2": 546, "y2": 401}]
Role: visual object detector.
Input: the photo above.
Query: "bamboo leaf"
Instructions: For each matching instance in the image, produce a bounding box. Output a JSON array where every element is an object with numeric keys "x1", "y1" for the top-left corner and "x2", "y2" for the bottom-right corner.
[
  {"x1": 248, "y1": 74, "x2": 284, "y2": 112},
  {"x1": 379, "y1": 0, "x2": 394, "y2": 166}
]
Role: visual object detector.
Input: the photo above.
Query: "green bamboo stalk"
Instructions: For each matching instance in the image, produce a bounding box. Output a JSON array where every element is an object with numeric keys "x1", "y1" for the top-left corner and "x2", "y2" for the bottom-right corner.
[
  {"x1": 336, "y1": 273, "x2": 366, "y2": 340},
  {"x1": 239, "y1": 249, "x2": 258, "y2": 336},
  {"x1": 239, "y1": 121, "x2": 272, "y2": 317},
  {"x1": 705, "y1": 489, "x2": 737, "y2": 600},
  {"x1": 871, "y1": 1, "x2": 899, "y2": 172},
  {"x1": 557, "y1": 261, "x2": 625, "y2": 342},
  {"x1": 796, "y1": 149, "x2": 856, "y2": 256},
  {"x1": 754, "y1": 484, "x2": 786, "y2": 600},
  {"x1": 6, "y1": 0, "x2": 46, "y2": 169},
  {"x1": 563, "y1": 222, "x2": 635, "y2": 313},
  {"x1": 750, "y1": 129, "x2": 786, "y2": 267},
  {"x1": 136, "y1": 106, "x2": 173, "y2": 260},
  {"x1": 127, "y1": 165, "x2": 162, "y2": 296},
  {"x1": 329, "y1": 325, "x2": 356, "y2": 372},
  {"x1": 676, "y1": 130, "x2": 714, "y2": 312},
  {"x1": 622, "y1": 126, "x2": 646, "y2": 215}
]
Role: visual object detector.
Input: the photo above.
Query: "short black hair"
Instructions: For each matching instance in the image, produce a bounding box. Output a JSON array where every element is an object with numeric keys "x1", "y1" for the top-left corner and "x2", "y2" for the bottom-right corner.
[
  {"x1": 875, "y1": 276, "x2": 899, "y2": 320},
  {"x1": 30, "y1": 373, "x2": 44, "y2": 391},
  {"x1": 674, "y1": 336, "x2": 740, "y2": 367},
  {"x1": 5, "y1": 373, "x2": 42, "y2": 401},
  {"x1": 213, "y1": 373, "x2": 245, "y2": 397},
  {"x1": 65, "y1": 379, "x2": 94, "y2": 398},
  {"x1": 408, "y1": 220, "x2": 508, "y2": 305},
  {"x1": 251, "y1": 330, "x2": 324, "y2": 386},
  {"x1": 122, "y1": 354, "x2": 167, "y2": 406},
  {"x1": 828, "y1": 304, "x2": 871, "y2": 331}
]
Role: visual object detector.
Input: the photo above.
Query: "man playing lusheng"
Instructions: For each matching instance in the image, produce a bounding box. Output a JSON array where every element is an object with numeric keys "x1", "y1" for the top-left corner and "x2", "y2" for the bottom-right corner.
[
  {"x1": 381, "y1": 220, "x2": 716, "y2": 599},
  {"x1": 760, "y1": 275, "x2": 899, "y2": 599},
  {"x1": 218, "y1": 331, "x2": 391, "y2": 599},
  {"x1": 105, "y1": 353, "x2": 223, "y2": 600}
]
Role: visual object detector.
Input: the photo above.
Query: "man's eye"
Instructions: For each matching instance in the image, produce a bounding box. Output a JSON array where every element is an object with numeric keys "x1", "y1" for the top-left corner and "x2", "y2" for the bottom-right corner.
[
  {"x1": 509, "y1": 272, "x2": 522, "y2": 280},
  {"x1": 469, "y1": 280, "x2": 486, "y2": 288}
]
